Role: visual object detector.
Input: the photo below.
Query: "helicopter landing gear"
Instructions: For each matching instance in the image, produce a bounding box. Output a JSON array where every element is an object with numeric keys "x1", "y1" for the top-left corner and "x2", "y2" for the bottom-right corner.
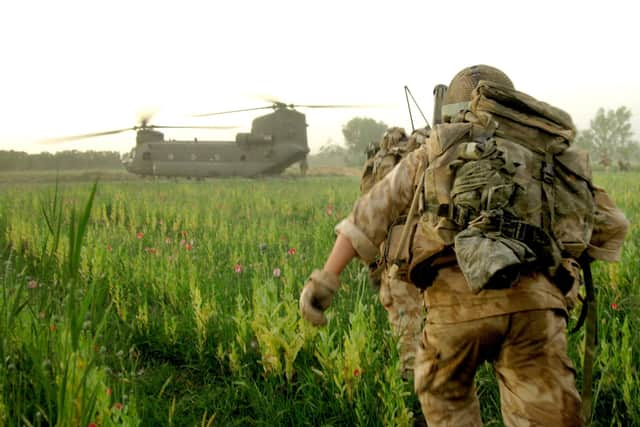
[{"x1": 299, "y1": 158, "x2": 309, "y2": 176}]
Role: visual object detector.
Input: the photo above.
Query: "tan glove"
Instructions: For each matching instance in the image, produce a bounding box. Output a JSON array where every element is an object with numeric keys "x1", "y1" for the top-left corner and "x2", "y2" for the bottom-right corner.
[{"x1": 299, "y1": 269, "x2": 340, "y2": 326}]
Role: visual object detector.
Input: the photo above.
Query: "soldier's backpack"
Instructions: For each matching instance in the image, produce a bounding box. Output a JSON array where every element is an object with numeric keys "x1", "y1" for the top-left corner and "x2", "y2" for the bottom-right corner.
[
  {"x1": 360, "y1": 126, "x2": 428, "y2": 285},
  {"x1": 408, "y1": 80, "x2": 598, "y2": 293}
]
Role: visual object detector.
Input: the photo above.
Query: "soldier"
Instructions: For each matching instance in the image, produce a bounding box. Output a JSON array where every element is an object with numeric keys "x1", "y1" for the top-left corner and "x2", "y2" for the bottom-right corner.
[
  {"x1": 299, "y1": 65, "x2": 629, "y2": 426},
  {"x1": 360, "y1": 126, "x2": 429, "y2": 380}
]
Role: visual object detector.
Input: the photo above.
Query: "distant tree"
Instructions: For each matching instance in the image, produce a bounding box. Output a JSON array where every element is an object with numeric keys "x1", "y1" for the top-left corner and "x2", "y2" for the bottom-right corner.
[
  {"x1": 342, "y1": 117, "x2": 387, "y2": 165},
  {"x1": 575, "y1": 107, "x2": 638, "y2": 164}
]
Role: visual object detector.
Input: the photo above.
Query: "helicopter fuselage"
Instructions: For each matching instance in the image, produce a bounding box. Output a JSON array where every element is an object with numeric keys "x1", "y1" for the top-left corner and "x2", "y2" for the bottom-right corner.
[{"x1": 121, "y1": 108, "x2": 309, "y2": 178}]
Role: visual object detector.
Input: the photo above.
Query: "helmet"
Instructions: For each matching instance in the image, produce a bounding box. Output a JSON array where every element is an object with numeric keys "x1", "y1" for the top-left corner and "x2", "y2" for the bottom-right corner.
[{"x1": 442, "y1": 65, "x2": 514, "y2": 120}]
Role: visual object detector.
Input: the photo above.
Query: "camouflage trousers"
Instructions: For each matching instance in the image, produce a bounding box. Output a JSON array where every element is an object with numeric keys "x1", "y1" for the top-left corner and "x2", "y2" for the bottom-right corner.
[
  {"x1": 414, "y1": 309, "x2": 583, "y2": 427},
  {"x1": 378, "y1": 270, "x2": 424, "y2": 378}
]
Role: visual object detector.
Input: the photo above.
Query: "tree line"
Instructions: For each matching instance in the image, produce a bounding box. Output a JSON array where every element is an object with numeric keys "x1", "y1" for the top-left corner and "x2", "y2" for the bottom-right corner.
[
  {"x1": 332, "y1": 107, "x2": 638, "y2": 168},
  {"x1": 0, "y1": 150, "x2": 123, "y2": 172}
]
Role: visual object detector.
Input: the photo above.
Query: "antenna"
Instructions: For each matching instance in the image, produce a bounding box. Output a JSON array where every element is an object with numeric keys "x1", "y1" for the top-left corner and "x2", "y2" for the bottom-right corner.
[{"x1": 404, "y1": 86, "x2": 430, "y2": 132}]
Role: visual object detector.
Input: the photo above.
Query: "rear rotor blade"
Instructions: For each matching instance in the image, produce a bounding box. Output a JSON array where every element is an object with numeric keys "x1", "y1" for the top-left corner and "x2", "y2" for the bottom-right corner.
[{"x1": 293, "y1": 103, "x2": 387, "y2": 109}]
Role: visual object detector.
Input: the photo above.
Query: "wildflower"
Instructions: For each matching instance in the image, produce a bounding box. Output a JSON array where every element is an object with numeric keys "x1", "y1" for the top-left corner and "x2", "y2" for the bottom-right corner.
[
  {"x1": 234, "y1": 264, "x2": 243, "y2": 273},
  {"x1": 165, "y1": 237, "x2": 171, "y2": 245},
  {"x1": 273, "y1": 268, "x2": 281, "y2": 278},
  {"x1": 106, "y1": 244, "x2": 112, "y2": 252},
  {"x1": 113, "y1": 402, "x2": 123, "y2": 410},
  {"x1": 611, "y1": 303, "x2": 618, "y2": 310},
  {"x1": 287, "y1": 247, "x2": 297, "y2": 256},
  {"x1": 136, "y1": 232, "x2": 144, "y2": 239},
  {"x1": 144, "y1": 247, "x2": 157, "y2": 255},
  {"x1": 106, "y1": 387, "x2": 113, "y2": 396},
  {"x1": 353, "y1": 368, "x2": 361, "y2": 377},
  {"x1": 180, "y1": 239, "x2": 186, "y2": 247},
  {"x1": 88, "y1": 423, "x2": 98, "y2": 427},
  {"x1": 326, "y1": 203, "x2": 334, "y2": 216},
  {"x1": 185, "y1": 243, "x2": 193, "y2": 251},
  {"x1": 50, "y1": 324, "x2": 57, "y2": 332},
  {"x1": 27, "y1": 279, "x2": 38, "y2": 289}
]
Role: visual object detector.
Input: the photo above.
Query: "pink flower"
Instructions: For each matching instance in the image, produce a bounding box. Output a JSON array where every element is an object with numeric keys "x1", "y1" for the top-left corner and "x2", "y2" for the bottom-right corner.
[
  {"x1": 180, "y1": 239, "x2": 186, "y2": 247},
  {"x1": 273, "y1": 268, "x2": 281, "y2": 278},
  {"x1": 611, "y1": 303, "x2": 618, "y2": 310},
  {"x1": 287, "y1": 248, "x2": 297, "y2": 256},
  {"x1": 326, "y1": 203, "x2": 334, "y2": 216},
  {"x1": 136, "y1": 232, "x2": 144, "y2": 240},
  {"x1": 27, "y1": 279, "x2": 38, "y2": 289},
  {"x1": 234, "y1": 264, "x2": 243, "y2": 273}
]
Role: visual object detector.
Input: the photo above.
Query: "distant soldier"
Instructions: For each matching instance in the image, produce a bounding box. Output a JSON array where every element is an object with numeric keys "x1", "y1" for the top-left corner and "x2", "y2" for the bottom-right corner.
[
  {"x1": 618, "y1": 159, "x2": 631, "y2": 171},
  {"x1": 599, "y1": 153, "x2": 612, "y2": 170}
]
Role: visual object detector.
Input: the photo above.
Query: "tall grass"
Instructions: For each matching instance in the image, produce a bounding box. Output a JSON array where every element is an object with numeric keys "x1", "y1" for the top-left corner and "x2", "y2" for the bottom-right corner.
[{"x1": 0, "y1": 173, "x2": 637, "y2": 426}]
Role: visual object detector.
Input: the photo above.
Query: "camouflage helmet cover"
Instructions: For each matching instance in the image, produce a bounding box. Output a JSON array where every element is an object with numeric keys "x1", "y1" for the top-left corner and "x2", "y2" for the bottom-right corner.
[{"x1": 442, "y1": 65, "x2": 514, "y2": 120}]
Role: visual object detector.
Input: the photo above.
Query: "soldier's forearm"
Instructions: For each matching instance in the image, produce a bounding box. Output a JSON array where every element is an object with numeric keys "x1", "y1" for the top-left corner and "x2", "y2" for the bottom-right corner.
[{"x1": 323, "y1": 233, "x2": 357, "y2": 276}]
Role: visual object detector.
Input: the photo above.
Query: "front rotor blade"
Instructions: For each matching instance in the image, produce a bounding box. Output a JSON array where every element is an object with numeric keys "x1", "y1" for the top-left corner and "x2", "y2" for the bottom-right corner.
[
  {"x1": 40, "y1": 127, "x2": 134, "y2": 144},
  {"x1": 192, "y1": 106, "x2": 274, "y2": 117},
  {"x1": 152, "y1": 125, "x2": 239, "y2": 130}
]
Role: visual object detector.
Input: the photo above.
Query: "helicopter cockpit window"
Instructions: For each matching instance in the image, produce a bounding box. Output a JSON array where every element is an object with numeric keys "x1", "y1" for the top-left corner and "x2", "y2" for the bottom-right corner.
[{"x1": 142, "y1": 152, "x2": 151, "y2": 161}]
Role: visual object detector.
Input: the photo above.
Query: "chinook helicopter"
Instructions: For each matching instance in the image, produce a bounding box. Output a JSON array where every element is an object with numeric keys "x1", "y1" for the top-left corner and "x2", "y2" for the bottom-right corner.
[{"x1": 44, "y1": 101, "x2": 367, "y2": 178}]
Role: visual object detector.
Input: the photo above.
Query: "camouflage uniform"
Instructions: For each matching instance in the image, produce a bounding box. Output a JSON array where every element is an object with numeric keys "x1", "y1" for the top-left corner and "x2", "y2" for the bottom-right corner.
[
  {"x1": 336, "y1": 125, "x2": 627, "y2": 426},
  {"x1": 360, "y1": 127, "x2": 428, "y2": 378}
]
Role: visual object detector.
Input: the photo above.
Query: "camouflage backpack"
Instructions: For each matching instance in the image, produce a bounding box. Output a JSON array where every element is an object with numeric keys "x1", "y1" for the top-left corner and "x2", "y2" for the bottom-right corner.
[
  {"x1": 409, "y1": 80, "x2": 596, "y2": 293},
  {"x1": 360, "y1": 127, "x2": 428, "y2": 194}
]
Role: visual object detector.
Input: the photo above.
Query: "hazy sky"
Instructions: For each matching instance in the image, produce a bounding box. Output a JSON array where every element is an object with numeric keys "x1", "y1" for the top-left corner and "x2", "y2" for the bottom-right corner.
[{"x1": 1, "y1": 0, "x2": 638, "y2": 155}]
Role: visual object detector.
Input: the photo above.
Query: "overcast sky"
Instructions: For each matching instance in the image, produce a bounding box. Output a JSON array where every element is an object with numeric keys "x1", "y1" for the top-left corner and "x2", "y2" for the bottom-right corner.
[{"x1": 1, "y1": 0, "x2": 638, "y2": 154}]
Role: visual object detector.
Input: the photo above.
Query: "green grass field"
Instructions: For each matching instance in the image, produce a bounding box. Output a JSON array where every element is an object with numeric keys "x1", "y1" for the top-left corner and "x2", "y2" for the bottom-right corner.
[{"x1": 0, "y1": 171, "x2": 638, "y2": 426}]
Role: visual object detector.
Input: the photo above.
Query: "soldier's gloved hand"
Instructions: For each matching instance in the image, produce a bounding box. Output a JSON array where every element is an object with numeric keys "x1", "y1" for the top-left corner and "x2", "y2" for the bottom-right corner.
[{"x1": 299, "y1": 269, "x2": 340, "y2": 326}]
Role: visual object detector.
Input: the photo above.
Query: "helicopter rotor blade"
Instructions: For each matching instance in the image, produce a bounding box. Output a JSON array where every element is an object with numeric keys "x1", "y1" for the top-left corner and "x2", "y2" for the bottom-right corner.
[
  {"x1": 39, "y1": 127, "x2": 135, "y2": 144},
  {"x1": 292, "y1": 103, "x2": 387, "y2": 109},
  {"x1": 151, "y1": 125, "x2": 239, "y2": 130},
  {"x1": 191, "y1": 106, "x2": 274, "y2": 117}
]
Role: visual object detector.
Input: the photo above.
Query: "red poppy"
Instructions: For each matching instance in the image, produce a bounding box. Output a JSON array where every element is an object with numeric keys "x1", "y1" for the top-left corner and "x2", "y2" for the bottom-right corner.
[
  {"x1": 185, "y1": 243, "x2": 193, "y2": 251},
  {"x1": 326, "y1": 203, "x2": 334, "y2": 216},
  {"x1": 106, "y1": 244, "x2": 112, "y2": 252},
  {"x1": 611, "y1": 303, "x2": 618, "y2": 310},
  {"x1": 88, "y1": 423, "x2": 98, "y2": 427},
  {"x1": 353, "y1": 368, "x2": 361, "y2": 377},
  {"x1": 287, "y1": 248, "x2": 297, "y2": 256},
  {"x1": 113, "y1": 402, "x2": 123, "y2": 410},
  {"x1": 106, "y1": 387, "x2": 113, "y2": 396},
  {"x1": 145, "y1": 247, "x2": 157, "y2": 255},
  {"x1": 234, "y1": 264, "x2": 243, "y2": 273},
  {"x1": 136, "y1": 232, "x2": 144, "y2": 239}
]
